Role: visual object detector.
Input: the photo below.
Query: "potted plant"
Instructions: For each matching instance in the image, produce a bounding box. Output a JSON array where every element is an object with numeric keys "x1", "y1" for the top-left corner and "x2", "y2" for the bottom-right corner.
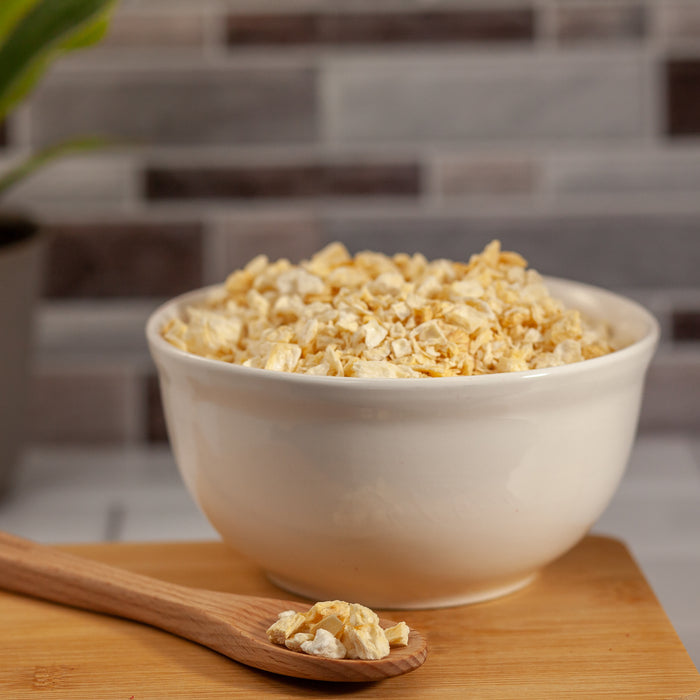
[{"x1": 0, "y1": 0, "x2": 118, "y2": 496}]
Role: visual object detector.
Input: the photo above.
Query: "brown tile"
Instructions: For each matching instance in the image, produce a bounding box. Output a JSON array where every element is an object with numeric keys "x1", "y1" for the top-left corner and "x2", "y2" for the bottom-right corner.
[
  {"x1": 226, "y1": 9, "x2": 535, "y2": 46},
  {"x1": 29, "y1": 365, "x2": 139, "y2": 444},
  {"x1": 667, "y1": 59, "x2": 700, "y2": 136},
  {"x1": 30, "y1": 68, "x2": 317, "y2": 147},
  {"x1": 42, "y1": 221, "x2": 204, "y2": 298},
  {"x1": 324, "y1": 9, "x2": 535, "y2": 44},
  {"x1": 145, "y1": 162, "x2": 420, "y2": 200},
  {"x1": 227, "y1": 13, "x2": 319, "y2": 45},
  {"x1": 146, "y1": 374, "x2": 168, "y2": 443},
  {"x1": 552, "y1": 3, "x2": 646, "y2": 42},
  {"x1": 672, "y1": 310, "x2": 700, "y2": 341}
]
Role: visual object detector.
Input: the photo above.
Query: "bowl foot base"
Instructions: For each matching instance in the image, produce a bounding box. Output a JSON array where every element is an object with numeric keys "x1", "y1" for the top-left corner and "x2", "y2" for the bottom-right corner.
[{"x1": 265, "y1": 571, "x2": 538, "y2": 609}]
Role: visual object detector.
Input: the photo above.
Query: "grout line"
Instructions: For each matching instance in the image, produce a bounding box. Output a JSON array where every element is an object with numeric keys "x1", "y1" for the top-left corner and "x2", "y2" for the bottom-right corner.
[{"x1": 103, "y1": 503, "x2": 126, "y2": 542}]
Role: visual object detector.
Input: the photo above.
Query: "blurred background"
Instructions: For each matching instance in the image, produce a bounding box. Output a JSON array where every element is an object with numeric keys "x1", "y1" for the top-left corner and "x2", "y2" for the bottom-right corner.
[{"x1": 0, "y1": 0, "x2": 698, "y2": 664}]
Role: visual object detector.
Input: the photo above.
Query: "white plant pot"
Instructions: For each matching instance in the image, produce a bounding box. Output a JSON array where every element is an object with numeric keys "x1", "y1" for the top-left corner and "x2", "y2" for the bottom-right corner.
[{"x1": 0, "y1": 219, "x2": 43, "y2": 497}]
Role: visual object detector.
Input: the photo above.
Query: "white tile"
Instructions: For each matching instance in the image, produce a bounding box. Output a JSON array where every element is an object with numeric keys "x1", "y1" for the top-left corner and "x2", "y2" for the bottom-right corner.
[
  {"x1": 638, "y1": 556, "x2": 700, "y2": 669},
  {"x1": 594, "y1": 435, "x2": 700, "y2": 558},
  {"x1": 119, "y1": 488, "x2": 218, "y2": 542},
  {"x1": 37, "y1": 301, "x2": 157, "y2": 360},
  {"x1": 0, "y1": 501, "x2": 109, "y2": 544},
  {"x1": 6, "y1": 446, "x2": 181, "y2": 510},
  {"x1": 324, "y1": 51, "x2": 649, "y2": 143}
]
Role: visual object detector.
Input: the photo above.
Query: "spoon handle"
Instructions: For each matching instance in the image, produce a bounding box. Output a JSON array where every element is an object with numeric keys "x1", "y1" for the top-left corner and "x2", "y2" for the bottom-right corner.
[{"x1": 0, "y1": 530, "x2": 225, "y2": 639}]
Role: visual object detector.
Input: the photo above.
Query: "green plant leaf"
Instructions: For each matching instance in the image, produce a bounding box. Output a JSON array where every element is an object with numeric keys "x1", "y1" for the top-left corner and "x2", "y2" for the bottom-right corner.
[
  {"x1": 0, "y1": 135, "x2": 115, "y2": 197},
  {"x1": 61, "y1": 12, "x2": 112, "y2": 51},
  {"x1": 0, "y1": 0, "x2": 41, "y2": 43},
  {"x1": 0, "y1": 0, "x2": 117, "y2": 121}
]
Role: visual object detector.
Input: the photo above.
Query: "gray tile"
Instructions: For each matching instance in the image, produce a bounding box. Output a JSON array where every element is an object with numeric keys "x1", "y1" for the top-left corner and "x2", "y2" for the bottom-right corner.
[
  {"x1": 620, "y1": 434, "x2": 700, "y2": 484},
  {"x1": 323, "y1": 211, "x2": 700, "y2": 288},
  {"x1": 102, "y1": 8, "x2": 207, "y2": 48},
  {"x1": 209, "y1": 210, "x2": 323, "y2": 282},
  {"x1": 0, "y1": 501, "x2": 109, "y2": 544},
  {"x1": 593, "y1": 435, "x2": 700, "y2": 560},
  {"x1": 433, "y1": 153, "x2": 539, "y2": 196},
  {"x1": 2, "y1": 154, "x2": 137, "y2": 209},
  {"x1": 324, "y1": 52, "x2": 649, "y2": 143},
  {"x1": 655, "y1": 0, "x2": 700, "y2": 42},
  {"x1": 551, "y1": 3, "x2": 646, "y2": 43},
  {"x1": 686, "y1": 433, "x2": 700, "y2": 473},
  {"x1": 595, "y1": 491, "x2": 700, "y2": 559},
  {"x1": 29, "y1": 66, "x2": 317, "y2": 147},
  {"x1": 36, "y1": 301, "x2": 156, "y2": 360},
  {"x1": 639, "y1": 351, "x2": 700, "y2": 432},
  {"x1": 547, "y1": 149, "x2": 700, "y2": 195},
  {"x1": 29, "y1": 364, "x2": 143, "y2": 444}
]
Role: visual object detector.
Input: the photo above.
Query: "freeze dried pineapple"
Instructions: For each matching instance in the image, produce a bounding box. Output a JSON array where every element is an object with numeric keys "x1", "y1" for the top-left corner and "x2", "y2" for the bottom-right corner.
[
  {"x1": 162, "y1": 240, "x2": 618, "y2": 377},
  {"x1": 266, "y1": 600, "x2": 410, "y2": 660}
]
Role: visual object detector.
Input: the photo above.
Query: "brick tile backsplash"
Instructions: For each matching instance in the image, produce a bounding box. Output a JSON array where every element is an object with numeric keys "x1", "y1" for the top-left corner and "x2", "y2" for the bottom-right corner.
[
  {"x1": 43, "y1": 222, "x2": 204, "y2": 298},
  {"x1": 28, "y1": 67, "x2": 318, "y2": 147},
  {"x1": 145, "y1": 162, "x2": 420, "y2": 200},
  {"x1": 3, "y1": 0, "x2": 697, "y2": 445},
  {"x1": 226, "y1": 9, "x2": 535, "y2": 46}
]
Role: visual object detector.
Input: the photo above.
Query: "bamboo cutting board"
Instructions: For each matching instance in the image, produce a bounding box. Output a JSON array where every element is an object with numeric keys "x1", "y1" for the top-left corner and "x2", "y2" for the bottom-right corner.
[{"x1": 0, "y1": 535, "x2": 698, "y2": 699}]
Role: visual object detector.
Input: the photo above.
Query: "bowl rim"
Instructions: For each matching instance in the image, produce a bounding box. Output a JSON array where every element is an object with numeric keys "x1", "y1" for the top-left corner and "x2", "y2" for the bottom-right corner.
[{"x1": 146, "y1": 275, "x2": 660, "y2": 390}]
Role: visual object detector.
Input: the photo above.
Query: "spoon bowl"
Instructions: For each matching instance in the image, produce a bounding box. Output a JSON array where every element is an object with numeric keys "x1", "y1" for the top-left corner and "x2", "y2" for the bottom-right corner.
[{"x1": 0, "y1": 531, "x2": 427, "y2": 682}]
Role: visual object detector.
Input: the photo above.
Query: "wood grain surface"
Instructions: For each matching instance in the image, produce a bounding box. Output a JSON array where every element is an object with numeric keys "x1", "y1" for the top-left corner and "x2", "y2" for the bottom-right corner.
[{"x1": 1, "y1": 535, "x2": 698, "y2": 699}]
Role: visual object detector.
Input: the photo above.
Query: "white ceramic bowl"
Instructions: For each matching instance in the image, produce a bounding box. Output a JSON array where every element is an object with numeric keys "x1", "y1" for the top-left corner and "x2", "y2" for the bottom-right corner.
[{"x1": 146, "y1": 277, "x2": 658, "y2": 609}]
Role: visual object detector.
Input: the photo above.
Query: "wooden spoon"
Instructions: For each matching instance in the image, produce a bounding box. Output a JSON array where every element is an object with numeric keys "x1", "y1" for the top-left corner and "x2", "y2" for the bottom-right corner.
[{"x1": 0, "y1": 531, "x2": 427, "y2": 682}]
